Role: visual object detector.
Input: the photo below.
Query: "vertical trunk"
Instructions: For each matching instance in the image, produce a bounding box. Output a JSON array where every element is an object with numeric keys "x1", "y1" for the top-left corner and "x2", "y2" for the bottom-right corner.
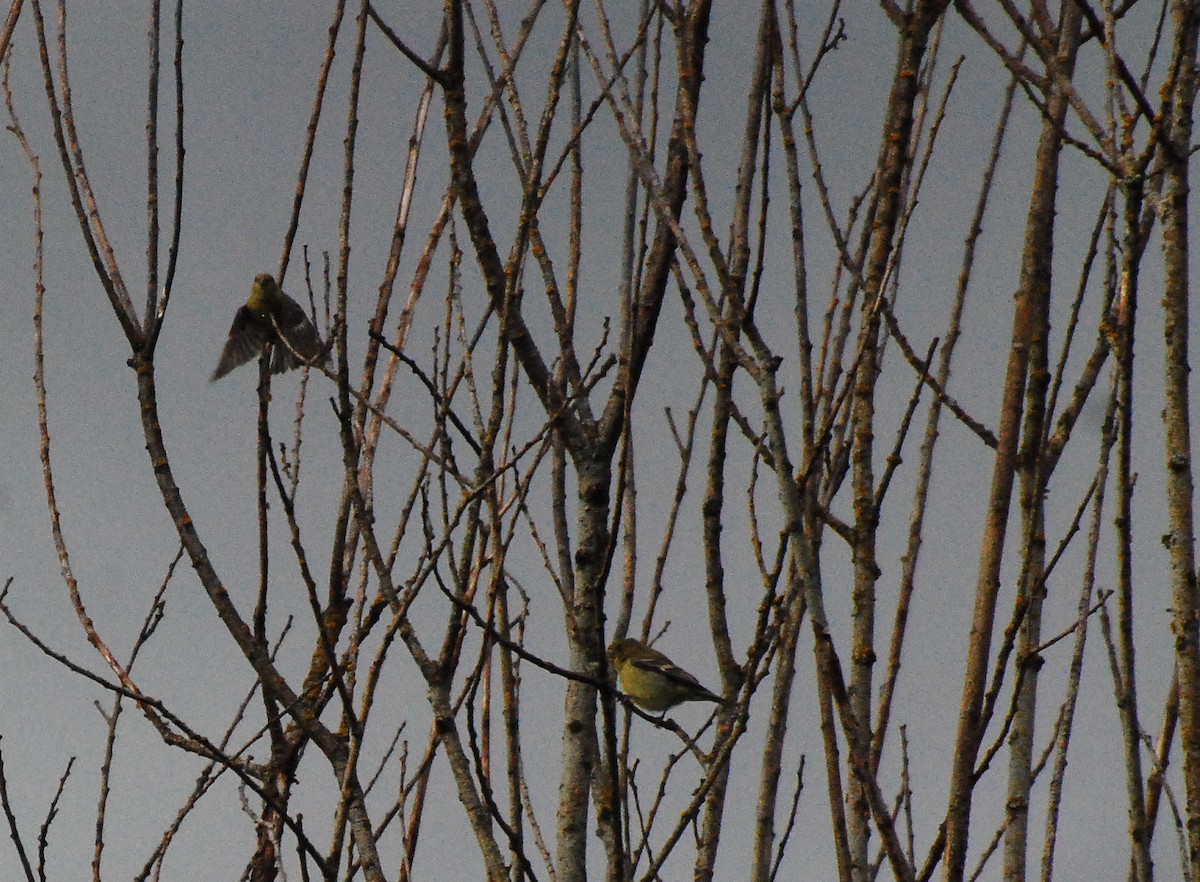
[
  {"x1": 555, "y1": 455, "x2": 612, "y2": 882},
  {"x1": 942, "y1": 8, "x2": 1079, "y2": 876},
  {"x1": 847, "y1": 5, "x2": 948, "y2": 873},
  {"x1": 1162, "y1": 3, "x2": 1200, "y2": 875},
  {"x1": 1000, "y1": 7, "x2": 1082, "y2": 880}
]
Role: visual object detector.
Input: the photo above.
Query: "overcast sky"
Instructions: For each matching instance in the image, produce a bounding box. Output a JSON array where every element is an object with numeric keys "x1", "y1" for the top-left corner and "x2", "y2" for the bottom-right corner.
[{"x1": 0, "y1": 3, "x2": 1185, "y2": 880}]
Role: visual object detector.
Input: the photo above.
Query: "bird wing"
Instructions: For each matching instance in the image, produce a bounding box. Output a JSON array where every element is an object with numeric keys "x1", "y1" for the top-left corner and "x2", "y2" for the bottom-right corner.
[
  {"x1": 211, "y1": 305, "x2": 269, "y2": 381},
  {"x1": 269, "y1": 293, "x2": 326, "y2": 373},
  {"x1": 630, "y1": 654, "x2": 705, "y2": 690},
  {"x1": 629, "y1": 649, "x2": 723, "y2": 704}
]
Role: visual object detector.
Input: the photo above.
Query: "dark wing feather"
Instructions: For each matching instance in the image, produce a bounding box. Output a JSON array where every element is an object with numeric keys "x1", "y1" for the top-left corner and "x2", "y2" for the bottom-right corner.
[
  {"x1": 270, "y1": 293, "x2": 326, "y2": 373},
  {"x1": 211, "y1": 306, "x2": 269, "y2": 381},
  {"x1": 630, "y1": 653, "x2": 723, "y2": 704},
  {"x1": 630, "y1": 655, "x2": 703, "y2": 690}
]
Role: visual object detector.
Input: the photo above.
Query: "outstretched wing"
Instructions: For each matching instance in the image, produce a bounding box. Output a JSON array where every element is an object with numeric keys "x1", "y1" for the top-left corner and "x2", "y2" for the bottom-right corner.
[
  {"x1": 269, "y1": 292, "x2": 327, "y2": 373},
  {"x1": 211, "y1": 305, "x2": 269, "y2": 381}
]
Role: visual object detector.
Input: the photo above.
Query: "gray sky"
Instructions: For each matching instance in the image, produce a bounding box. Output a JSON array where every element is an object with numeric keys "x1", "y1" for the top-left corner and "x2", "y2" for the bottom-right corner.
[{"x1": 0, "y1": 3, "x2": 1184, "y2": 880}]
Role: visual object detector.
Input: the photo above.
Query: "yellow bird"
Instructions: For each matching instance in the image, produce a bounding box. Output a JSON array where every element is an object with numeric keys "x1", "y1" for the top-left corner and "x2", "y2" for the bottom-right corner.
[
  {"x1": 608, "y1": 638, "x2": 726, "y2": 713},
  {"x1": 211, "y1": 273, "x2": 327, "y2": 381}
]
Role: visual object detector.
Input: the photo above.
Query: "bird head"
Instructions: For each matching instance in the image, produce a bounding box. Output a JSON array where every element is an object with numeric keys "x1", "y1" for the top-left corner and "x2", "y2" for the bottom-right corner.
[
  {"x1": 246, "y1": 273, "x2": 282, "y2": 316},
  {"x1": 608, "y1": 638, "x2": 637, "y2": 664}
]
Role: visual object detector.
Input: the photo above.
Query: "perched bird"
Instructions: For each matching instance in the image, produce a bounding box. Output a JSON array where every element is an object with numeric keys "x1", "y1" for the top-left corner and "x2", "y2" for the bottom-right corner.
[
  {"x1": 608, "y1": 637, "x2": 726, "y2": 713},
  {"x1": 211, "y1": 273, "x2": 328, "y2": 381}
]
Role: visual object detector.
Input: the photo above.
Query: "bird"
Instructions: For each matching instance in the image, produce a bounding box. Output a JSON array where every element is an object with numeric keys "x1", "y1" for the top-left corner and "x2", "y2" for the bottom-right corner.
[
  {"x1": 608, "y1": 637, "x2": 726, "y2": 713},
  {"x1": 211, "y1": 273, "x2": 328, "y2": 381}
]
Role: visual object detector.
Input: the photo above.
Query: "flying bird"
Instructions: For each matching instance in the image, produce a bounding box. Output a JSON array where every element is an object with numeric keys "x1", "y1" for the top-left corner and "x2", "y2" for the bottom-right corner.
[{"x1": 211, "y1": 273, "x2": 327, "y2": 381}]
